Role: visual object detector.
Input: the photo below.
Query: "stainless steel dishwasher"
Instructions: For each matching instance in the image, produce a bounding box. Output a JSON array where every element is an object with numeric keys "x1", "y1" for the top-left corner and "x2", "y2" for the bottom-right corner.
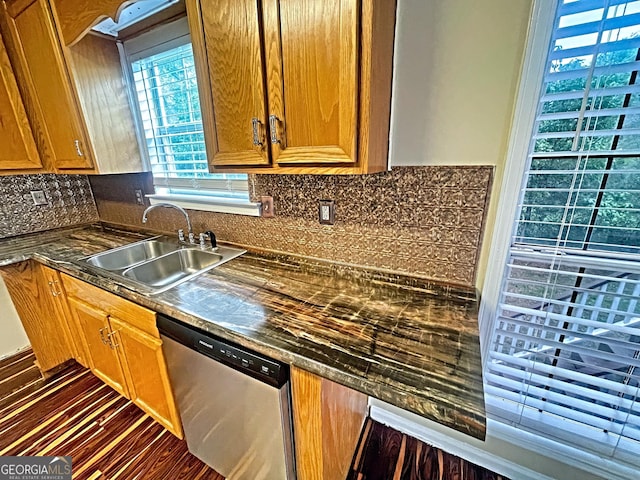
[{"x1": 157, "y1": 314, "x2": 296, "y2": 480}]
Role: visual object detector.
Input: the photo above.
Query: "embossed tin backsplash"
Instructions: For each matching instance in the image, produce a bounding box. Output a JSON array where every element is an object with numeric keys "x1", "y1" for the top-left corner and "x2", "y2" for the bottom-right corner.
[
  {"x1": 0, "y1": 174, "x2": 98, "y2": 239},
  {"x1": 91, "y1": 167, "x2": 493, "y2": 287}
]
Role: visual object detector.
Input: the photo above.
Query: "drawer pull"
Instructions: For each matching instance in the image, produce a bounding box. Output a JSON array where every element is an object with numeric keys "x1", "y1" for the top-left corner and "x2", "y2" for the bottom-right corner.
[
  {"x1": 252, "y1": 117, "x2": 264, "y2": 148},
  {"x1": 74, "y1": 139, "x2": 84, "y2": 157},
  {"x1": 269, "y1": 114, "x2": 284, "y2": 145}
]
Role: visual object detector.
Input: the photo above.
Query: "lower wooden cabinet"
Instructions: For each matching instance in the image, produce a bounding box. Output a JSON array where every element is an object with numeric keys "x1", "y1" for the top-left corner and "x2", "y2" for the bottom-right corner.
[
  {"x1": 291, "y1": 366, "x2": 368, "y2": 480},
  {"x1": 39, "y1": 264, "x2": 88, "y2": 367},
  {"x1": 0, "y1": 261, "x2": 73, "y2": 372},
  {"x1": 67, "y1": 296, "x2": 129, "y2": 397},
  {"x1": 61, "y1": 273, "x2": 183, "y2": 439},
  {"x1": 109, "y1": 316, "x2": 182, "y2": 436}
]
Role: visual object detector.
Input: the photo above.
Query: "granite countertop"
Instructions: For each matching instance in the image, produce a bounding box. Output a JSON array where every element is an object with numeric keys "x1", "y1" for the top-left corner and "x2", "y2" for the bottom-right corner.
[{"x1": 0, "y1": 224, "x2": 486, "y2": 439}]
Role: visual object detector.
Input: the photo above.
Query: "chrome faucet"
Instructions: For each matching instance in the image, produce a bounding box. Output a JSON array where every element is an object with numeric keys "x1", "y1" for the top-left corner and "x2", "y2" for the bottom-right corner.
[{"x1": 141, "y1": 202, "x2": 195, "y2": 244}]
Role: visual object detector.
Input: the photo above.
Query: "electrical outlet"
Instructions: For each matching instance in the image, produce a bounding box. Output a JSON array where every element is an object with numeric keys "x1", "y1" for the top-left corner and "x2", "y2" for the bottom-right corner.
[
  {"x1": 261, "y1": 196, "x2": 275, "y2": 217},
  {"x1": 134, "y1": 189, "x2": 144, "y2": 206},
  {"x1": 30, "y1": 190, "x2": 48, "y2": 205},
  {"x1": 318, "y1": 199, "x2": 335, "y2": 225}
]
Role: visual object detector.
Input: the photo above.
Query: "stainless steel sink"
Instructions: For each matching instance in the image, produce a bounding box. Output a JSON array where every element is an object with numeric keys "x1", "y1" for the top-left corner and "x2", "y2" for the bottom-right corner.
[
  {"x1": 85, "y1": 239, "x2": 180, "y2": 271},
  {"x1": 82, "y1": 238, "x2": 245, "y2": 294},
  {"x1": 123, "y1": 248, "x2": 224, "y2": 289}
]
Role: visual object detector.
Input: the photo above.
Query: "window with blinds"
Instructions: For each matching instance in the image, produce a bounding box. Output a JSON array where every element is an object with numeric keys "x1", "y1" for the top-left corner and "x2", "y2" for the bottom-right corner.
[
  {"x1": 486, "y1": 0, "x2": 640, "y2": 466},
  {"x1": 124, "y1": 18, "x2": 249, "y2": 203}
]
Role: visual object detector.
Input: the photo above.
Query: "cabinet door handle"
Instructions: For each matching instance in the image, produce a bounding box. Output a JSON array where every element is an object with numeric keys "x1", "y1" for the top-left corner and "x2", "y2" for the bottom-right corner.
[
  {"x1": 52, "y1": 279, "x2": 62, "y2": 297},
  {"x1": 99, "y1": 327, "x2": 108, "y2": 345},
  {"x1": 269, "y1": 115, "x2": 284, "y2": 145},
  {"x1": 107, "y1": 330, "x2": 119, "y2": 349},
  {"x1": 74, "y1": 139, "x2": 84, "y2": 157},
  {"x1": 251, "y1": 118, "x2": 264, "y2": 148},
  {"x1": 47, "y1": 280, "x2": 56, "y2": 297}
]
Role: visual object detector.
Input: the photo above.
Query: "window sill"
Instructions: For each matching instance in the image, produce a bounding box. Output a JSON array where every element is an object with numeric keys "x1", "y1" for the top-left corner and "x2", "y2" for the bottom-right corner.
[{"x1": 147, "y1": 193, "x2": 262, "y2": 217}]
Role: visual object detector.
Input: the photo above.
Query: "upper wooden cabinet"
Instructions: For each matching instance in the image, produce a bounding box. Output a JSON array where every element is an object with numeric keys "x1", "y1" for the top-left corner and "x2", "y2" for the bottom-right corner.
[
  {"x1": 2, "y1": 0, "x2": 94, "y2": 171},
  {"x1": 0, "y1": 30, "x2": 41, "y2": 171},
  {"x1": 187, "y1": 0, "x2": 397, "y2": 174},
  {"x1": 0, "y1": 0, "x2": 143, "y2": 173}
]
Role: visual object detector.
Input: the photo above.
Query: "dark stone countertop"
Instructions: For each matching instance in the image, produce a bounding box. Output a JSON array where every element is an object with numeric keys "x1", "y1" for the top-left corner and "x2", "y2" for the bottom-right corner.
[{"x1": 0, "y1": 224, "x2": 486, "y2": 439}]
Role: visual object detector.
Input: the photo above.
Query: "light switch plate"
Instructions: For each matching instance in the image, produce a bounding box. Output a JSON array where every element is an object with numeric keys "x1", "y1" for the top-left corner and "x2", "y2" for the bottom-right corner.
[
  {"x1": 318, "y1": 199, "x2": 335, "y2": 225},
  {"x1": 30, "y1": 190, "x2": 48, "y2": 205},
  {"x1": 261, "y1": 196, "x2": 275, "y2": 217}
]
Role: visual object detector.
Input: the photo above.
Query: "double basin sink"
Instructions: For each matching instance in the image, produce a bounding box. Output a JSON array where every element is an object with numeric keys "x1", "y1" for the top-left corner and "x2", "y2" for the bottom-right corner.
[{"x1": 82, "y1": 237, "x2": 245, "y2": 294}]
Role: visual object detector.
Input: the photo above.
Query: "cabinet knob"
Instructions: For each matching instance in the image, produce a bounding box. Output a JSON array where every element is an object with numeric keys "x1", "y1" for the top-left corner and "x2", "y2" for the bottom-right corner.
[
  {"x1": 74, "y1": 139, "x2": 84, "y2": 157},
  {"x1": 251, "y1": 118, "x2": 265, "y2": 149}
]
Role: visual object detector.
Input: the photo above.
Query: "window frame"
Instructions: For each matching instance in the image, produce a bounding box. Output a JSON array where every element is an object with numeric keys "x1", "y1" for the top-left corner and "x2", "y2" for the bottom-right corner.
[
  {"x1": 478, "y1": 0, "x2": 640, "y2": 478},
  {"x1": 118, "y1": 17, "x2": 261, "y2": 216}
]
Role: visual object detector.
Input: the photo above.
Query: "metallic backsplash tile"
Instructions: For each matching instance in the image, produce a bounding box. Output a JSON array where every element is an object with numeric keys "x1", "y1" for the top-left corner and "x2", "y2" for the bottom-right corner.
[
  {"x1": 93, "y1": 166, "x2": 493, "y2": 287},
  {"x1": 0, "y1": 174, "x2": 99, "y2": 239}
]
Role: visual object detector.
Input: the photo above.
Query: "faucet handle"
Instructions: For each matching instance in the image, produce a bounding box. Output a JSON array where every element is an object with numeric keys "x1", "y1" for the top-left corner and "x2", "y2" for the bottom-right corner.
[
  {"x1": 178, "y1": 229, "x2": 185, "y2": 242},
  {"x1": 204, "y1": 230, "x2": 217, "y2": 249},
  {"x1": 188, "y1": 232, "x2": 196, "y2": 244}
]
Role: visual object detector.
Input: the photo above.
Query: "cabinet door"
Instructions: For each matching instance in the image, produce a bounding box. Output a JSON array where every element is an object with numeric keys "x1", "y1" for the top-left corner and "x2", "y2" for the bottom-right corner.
[
  {"x1": 291, "y1": 366, "x2": 368, "y2": 480},
  {"x1": 39, "y1": 265, "x2": 88, "y2": 368},
  {"x1": 67, "y1": 296, "x2": 128, "y2": 397},
  {"x1": 187, "y1": 0, "x2": 270, "y2": 167},
  {"x1": 263, "y1": 0, "x2": 359, "y2": 166},
  {"x1": 0, "y1": 32, "x2": 41, "y2": 171},
  {"x1": 110, "y1": 316, "x2": 183, "y2": 438},
  {"x1": 4, "y1": 0, "x2": 94, "y2": 170},
  {"x1": 0, "y1": 261, "x2": 73, "y2": 372}
]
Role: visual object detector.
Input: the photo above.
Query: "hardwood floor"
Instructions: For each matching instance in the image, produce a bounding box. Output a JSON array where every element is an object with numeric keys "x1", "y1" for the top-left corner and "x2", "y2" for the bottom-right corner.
[
  {"x1": 348, "y1": 419, "x2": 509, "y2": 480},
  {"x1": 0, "y1": 348, "x2": 44, "y2": 410},
  {"x1": 0, "y1": 355, "x2": 223, "y2": 480}
]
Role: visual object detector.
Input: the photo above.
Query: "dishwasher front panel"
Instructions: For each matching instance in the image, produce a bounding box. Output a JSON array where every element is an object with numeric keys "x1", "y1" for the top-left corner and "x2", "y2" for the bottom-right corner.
[{"x1": 161, "y1": 335, "x2": 295, "y2": 480}]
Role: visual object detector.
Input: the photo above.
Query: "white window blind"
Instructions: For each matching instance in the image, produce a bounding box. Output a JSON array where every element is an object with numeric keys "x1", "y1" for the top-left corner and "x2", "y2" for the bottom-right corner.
[
  {"x1": 487, "y1": 0, "x2": 640, "y2": 467},
  {"x1": 123, "y1": 18, "x2": 249, "y2": 204}
]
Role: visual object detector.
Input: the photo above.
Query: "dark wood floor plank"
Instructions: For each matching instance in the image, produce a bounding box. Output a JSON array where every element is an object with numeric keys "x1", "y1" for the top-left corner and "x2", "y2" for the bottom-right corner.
[
  {"x1": 350, "y1": 419, "x2": 511, "y2": 480},
  {"x1": 0, "y1": 373, "x2": 44, "y2": 411},
  {"x1": 0, "y1": 358, "x2": 224, "y2": 480},
  {"x1": 0, "y1": 374, "x2": 108, "y2": 450},
  {"x1": 0, "y1": 348, "x2": 34, "y2": 371}
]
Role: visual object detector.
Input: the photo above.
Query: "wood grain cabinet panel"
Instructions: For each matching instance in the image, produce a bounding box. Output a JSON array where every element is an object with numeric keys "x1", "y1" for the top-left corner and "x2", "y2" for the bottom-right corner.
[
  {"x1": 3, "y1": 0, "x2": 94, "y2": 170},
  {"x1": 110, "y1": 316, "x2": 183, "y2": 438},
  {"x1": 0, "y1": 261, "x2": 73, "y2": 372},
  {"x1": 39, "y1": 264, "x2": 88, "y2": 368},
  {"x1": 187, "y1": 0, "x2": 397, "y2": 174},
  {"x1": 189, "y1": 0, "x2": 270, "y2": 166},
  {"x1": 291, "y1": 366, "x2": 368, "y2": 480},
  {"x1": 1, "y1": 0, "x2": 143, "y2": 174},
  {"x1": 67, "y1": 296, "x2": 129, "y2": 397},
  {"x1": 0, "y1": 31, "x2": 41, "y2": 171},
  {"x1": 60, "y1": 273, "x2": 183, "y2": 438}
]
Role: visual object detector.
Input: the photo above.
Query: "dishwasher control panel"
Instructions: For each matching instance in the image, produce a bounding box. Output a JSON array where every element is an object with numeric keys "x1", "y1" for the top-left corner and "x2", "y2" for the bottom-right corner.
[
  {"x1": 195, "y1": 336, "x2": 284, "y2": 385},
  {"x1": 157, "y1": 313, "x2": 289, "y2": 388}
]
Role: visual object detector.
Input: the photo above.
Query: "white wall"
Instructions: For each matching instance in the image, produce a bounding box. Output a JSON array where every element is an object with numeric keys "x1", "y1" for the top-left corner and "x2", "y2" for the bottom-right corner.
[
  {"x1": 0, "y1": 276, "x2": 29, "y2": 358},
  {"x1": 389, "y1": 0, "x2": 532, "y2": 167}
]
